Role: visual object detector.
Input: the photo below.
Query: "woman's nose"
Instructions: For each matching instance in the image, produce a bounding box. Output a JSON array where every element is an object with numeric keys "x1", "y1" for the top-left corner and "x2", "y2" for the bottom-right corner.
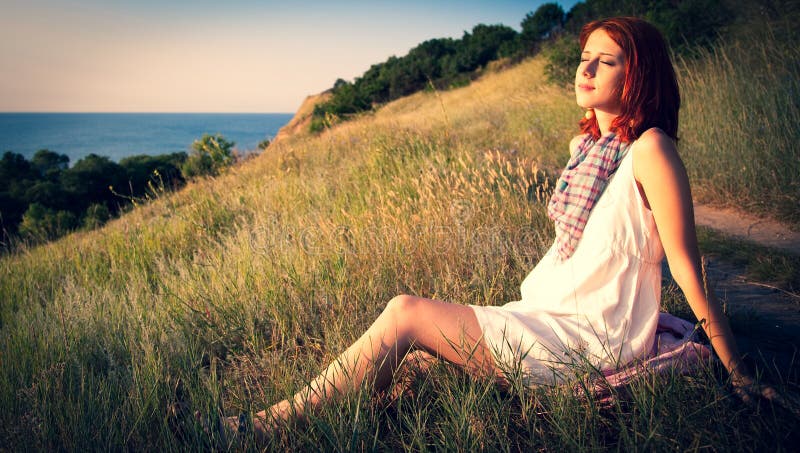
[{"x1": 583, "y1": 60, "x2": 596, "y2": 78}]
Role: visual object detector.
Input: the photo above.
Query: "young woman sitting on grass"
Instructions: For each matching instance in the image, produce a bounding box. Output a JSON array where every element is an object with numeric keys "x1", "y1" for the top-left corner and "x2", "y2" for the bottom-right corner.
[{"x1": 218, "y1": 16, "x2": 789, "y2": 439}]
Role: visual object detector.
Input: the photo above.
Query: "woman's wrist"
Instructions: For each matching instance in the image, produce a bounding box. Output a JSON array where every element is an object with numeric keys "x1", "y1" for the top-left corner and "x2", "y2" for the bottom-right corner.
[{"x1": 728, "y1": 360, "x2": 753, "y2": 386}]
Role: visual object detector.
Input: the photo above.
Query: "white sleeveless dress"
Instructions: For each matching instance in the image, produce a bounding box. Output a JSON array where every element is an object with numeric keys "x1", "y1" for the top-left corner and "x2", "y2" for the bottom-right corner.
[{"x1": 470, "y1": 139, "x2": 665, "y2": 385}]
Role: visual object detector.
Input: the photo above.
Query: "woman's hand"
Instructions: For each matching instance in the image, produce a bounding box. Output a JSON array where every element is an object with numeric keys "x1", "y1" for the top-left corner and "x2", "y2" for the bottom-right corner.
[{"x1": 732, "y1": 375, "x2": 800, "y2": 418}]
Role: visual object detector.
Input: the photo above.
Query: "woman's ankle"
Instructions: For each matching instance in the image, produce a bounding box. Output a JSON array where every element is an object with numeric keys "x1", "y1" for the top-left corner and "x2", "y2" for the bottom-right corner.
[{"x1": 259, "y1": 399, "x2": 301, "y2": 427}]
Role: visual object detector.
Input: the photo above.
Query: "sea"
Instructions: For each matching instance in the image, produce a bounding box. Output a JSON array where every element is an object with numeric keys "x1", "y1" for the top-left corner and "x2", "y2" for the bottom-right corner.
[{"x1": 0, "y1": 112, "x2": 295, "y2": 164}]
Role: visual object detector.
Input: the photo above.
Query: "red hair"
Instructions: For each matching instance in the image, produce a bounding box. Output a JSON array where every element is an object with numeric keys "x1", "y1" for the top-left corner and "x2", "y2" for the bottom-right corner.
[{"x1": 578, "y1": 17, "x2": 680, "y2": 143}]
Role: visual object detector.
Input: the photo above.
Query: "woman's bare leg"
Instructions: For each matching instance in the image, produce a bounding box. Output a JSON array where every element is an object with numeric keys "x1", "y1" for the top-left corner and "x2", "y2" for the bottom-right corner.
[
  {"x1": 385, "y1": 350, "x2": 438, "y2": 402},
  {"x1": 253, "y1": 294, "x2": 500, "y2": 429}
]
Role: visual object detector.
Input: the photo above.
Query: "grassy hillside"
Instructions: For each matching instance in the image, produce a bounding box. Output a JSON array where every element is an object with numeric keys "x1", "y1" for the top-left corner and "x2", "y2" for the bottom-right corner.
[
  {"x1": 1, "y1": 24, "x2": 798, "y2": 450},
  {"x1": 677, "y1": 22, "x2": 800, "y2": 223}
]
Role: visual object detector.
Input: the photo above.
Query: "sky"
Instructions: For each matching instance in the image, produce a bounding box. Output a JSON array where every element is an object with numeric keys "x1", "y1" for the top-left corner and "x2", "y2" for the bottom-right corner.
[{"x1": 1, "y1": 0, "x2": 579, "y2": 113}]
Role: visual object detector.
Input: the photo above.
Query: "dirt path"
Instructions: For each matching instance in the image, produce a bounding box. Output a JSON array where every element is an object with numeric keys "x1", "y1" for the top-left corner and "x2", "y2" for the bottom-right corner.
[
  {"x1": 694, "y1": 203, "x2": 800, "y2": 255},
  {"x1": 689, "y1": 203, "x2": 799, "y2": 380},
  {"x1": 702, "y1": 257, "x2": 799, "y2": 379}
]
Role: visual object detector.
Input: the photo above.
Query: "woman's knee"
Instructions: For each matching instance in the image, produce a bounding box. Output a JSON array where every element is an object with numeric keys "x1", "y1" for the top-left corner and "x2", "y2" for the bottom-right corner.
[{"x1": 385, "y1": 294, "x2": 423, "y2": 332}]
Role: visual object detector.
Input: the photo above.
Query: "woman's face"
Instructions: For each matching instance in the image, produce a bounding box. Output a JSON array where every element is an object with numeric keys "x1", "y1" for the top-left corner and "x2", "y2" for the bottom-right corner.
[{"x1": 575, "y1": 28, "x2": 626, "y2": 115}]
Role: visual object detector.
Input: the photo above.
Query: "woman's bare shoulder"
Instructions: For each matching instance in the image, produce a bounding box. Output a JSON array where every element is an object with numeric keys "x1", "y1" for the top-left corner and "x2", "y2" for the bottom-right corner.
[
  {"x1": 569, "y1": 134, "x2": 587, "y2": 155},
  {"x1": 632, "y1": 127, "x2": 685, "y2": 182},
  {"x1": 633, "y1": 127, "x2": 675, "y2": 151},
  {"x1": 632, "y1": 128, "x2": 677, "y2": 156}
]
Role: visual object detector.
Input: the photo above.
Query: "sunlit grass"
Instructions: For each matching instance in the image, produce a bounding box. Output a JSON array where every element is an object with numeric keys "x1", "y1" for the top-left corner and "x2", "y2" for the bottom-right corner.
[{"x1": 678, "y1": 21, "x2": 800, "y2": 224}]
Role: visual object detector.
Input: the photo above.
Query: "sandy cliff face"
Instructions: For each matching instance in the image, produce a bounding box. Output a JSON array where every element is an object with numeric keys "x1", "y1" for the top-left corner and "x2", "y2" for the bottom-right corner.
[{"x1": 272, "y1": 91, "x2": 332, "y2": 143}]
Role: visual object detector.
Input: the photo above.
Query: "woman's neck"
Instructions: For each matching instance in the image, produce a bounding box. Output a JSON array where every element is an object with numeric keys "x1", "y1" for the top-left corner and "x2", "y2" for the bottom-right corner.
[{"x1": 595, "y1": 110, "x2": 618, "y2": 136}]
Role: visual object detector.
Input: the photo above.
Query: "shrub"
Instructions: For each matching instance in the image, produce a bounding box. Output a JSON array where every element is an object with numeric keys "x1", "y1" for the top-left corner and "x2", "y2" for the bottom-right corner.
[
  {"x1": 24, "y1": 181, "x2": 69, "y2": 211},
  {"x1": 61, "y1": 154, "x2": 127, "y2": 213},
  {"x1": 119, "y1": 153, "x2": 186, "y2": 193},
  {"x1": 30, "y1": 149, "x2": 69, "y2": 180},
  {"x1": 543, "y1": 34, "x2": 581, "y2": 86},
  {"x1": 18, "y1": 202, "x2": 78, "y2": 242},
  {"x1": 83, "y1": 203, "x2": 111, "y2": 229},
  {"x1": 181, "y1": 134, "x2": 235, "y2": 179},
  {"x1": 521, "y1": 3, "x2": 565, "y2": 51}
]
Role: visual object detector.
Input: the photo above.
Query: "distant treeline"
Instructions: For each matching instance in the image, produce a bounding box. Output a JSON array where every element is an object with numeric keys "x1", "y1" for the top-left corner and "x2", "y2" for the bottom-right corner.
[
  {"x1": 0, "y1": 133, "x2": 244, "y2": 247},
  {"x1": 0, "y1": 150, "x2": 186, "y2": 244},
  {"x1": 311, "y1": 0, "x2": 731, "y2": 131}
]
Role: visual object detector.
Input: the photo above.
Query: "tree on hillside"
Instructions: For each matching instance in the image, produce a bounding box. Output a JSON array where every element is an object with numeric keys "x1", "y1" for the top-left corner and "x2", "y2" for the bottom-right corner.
[
  {"x1": 386, "y1": 58, "x2": 424, "y2": 99},
  {"x1": 354, "y1": 62, "x2": 391, "y2": 104},
  {"x1": 563, "y1": 0, "x2": 729, "y2": 49},
  {"x1": 521, "y1": 3, "x2": 565, "y2": 51},
  {"x1": 83, "y1": 203, "x2": 111, "y2": 229},
  {"x1": 644, "y1": 0, "x2": 730, "y2": 50},
  {"x1": 24, "y1": 180, "x2": 69, "y2": 211},
  {"x1": 542, "y1": 0, "x2": 733, "y2": 85},
  {"x1": 30, "y1": 149, "x2": 69, "y2": 180},
  {"x1": 1, "y1": 151, "x2": 70, "y2": 236},
  {"x1": 320, "y1": 80, "x2": 370, "y2": 115},
  {"x1": 18, "y1": 202, "x2": 78, "y2": 242},
  {"x1": 0, "y1": 149, "x2": 196, "y2": 244},
  {"x1": 1, "y1": 152, "x2": 39, "y2": 231},
  {"x1": 25, "y1": 150, "x2": 71, "y2": 211},
  {"x1": 61, "y1": 154, "x2": 127, "y2": 214},
  {"x1": 407, "y1": 38, "x2": 459, "y2": 82},
  {"x1": 119, "y1": 153, "x2": 186, "y2": 194},
  {"x1": 452, "y1": 24, "x2": 518, "y2": 73},
  {"x1": 0, "y1": 152, "x2": 36, "y2": 195}
]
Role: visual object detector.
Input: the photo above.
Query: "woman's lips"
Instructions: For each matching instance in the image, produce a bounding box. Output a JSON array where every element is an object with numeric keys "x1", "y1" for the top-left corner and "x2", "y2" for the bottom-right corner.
[{"x1": 577, "y1": 84, "x2": 595, "y2": 91}]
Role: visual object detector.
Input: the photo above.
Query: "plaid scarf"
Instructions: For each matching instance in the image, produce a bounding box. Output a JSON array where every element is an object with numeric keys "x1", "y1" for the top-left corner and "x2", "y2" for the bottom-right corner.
[{"x1": 547, "y1": 133, "x2": 631, "y2": 260}]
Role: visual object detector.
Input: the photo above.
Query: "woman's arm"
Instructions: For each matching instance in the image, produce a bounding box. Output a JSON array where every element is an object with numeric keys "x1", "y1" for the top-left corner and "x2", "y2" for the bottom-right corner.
[{"x1": 631, "y1": 129, "x2": 751, "y2": 383}]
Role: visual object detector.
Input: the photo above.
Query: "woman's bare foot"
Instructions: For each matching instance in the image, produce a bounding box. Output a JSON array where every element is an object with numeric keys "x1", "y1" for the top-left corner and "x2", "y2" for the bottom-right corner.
[
  {"x1": 219, "y1": 399, "x2": 296, "y2": 444},
  {"x1": 257, "y1": 398, "x2": 296, "y2": 430},
  {"x1": 219, "y1": 413, "x2": 268, "y2": 444}
]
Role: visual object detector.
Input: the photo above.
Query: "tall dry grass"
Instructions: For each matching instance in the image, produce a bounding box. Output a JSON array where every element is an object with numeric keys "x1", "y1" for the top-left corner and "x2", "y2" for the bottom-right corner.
[{"x1": 678, "y1": 21, "x2": 800, "y2": 223}]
